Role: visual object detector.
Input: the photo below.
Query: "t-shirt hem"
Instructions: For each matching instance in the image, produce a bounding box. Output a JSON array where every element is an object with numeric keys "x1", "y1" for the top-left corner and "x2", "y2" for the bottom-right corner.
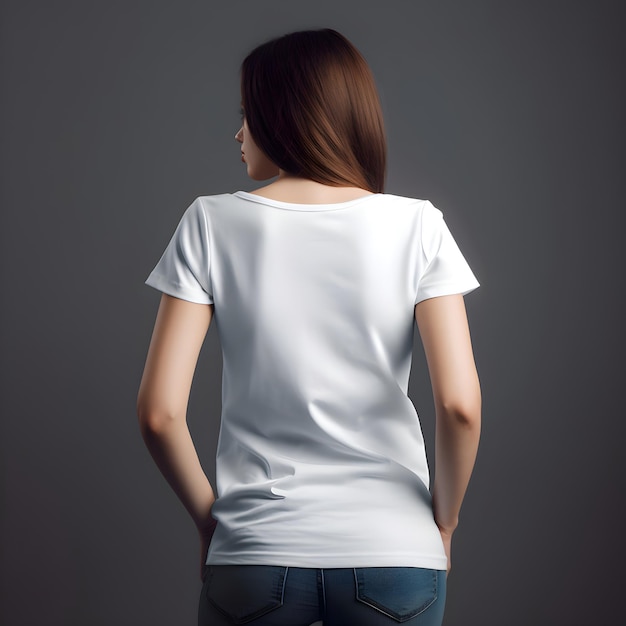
[
  {"x1": 206, "y1": 551, "x2": 448, "y2": 570},
  {"x1": 145, "y1": 274, "x2": 214, "y2": 305}
]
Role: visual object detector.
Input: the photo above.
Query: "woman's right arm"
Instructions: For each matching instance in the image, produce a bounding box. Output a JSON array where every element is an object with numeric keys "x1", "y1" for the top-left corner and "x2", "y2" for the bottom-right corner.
[{"x1": 415, "y1": 294, "x2": 482, "y2": 574}]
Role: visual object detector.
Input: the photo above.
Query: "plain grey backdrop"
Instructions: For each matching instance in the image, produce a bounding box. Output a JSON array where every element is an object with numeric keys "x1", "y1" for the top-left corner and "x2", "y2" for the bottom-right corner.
[{"x1": 1, "y1": 1, "x2": 624, "y2": 625}]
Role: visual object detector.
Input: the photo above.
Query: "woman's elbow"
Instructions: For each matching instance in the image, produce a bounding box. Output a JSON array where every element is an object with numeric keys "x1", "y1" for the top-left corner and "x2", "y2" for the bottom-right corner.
[
  {"x1": 438, "y1": 391, "x2": 481, "y2": 429},
  {"x1": 136, "y1": 403, "x2": 180, "y2": 438}
]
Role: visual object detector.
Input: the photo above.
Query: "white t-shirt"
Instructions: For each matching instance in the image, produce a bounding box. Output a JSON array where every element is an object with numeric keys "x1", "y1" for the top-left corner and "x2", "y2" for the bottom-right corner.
[{"x1": 145, "y1": 191, "x2": 479, "y2": 569}]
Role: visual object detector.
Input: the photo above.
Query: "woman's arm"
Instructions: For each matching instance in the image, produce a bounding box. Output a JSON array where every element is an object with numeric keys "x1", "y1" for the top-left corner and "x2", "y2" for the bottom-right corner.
[
  {"x1": 136, "y1": 294, "x2": 217, "y2": 569},
  {"x1": 415, "y1": 294, "x2": 481, "y2": 573}
]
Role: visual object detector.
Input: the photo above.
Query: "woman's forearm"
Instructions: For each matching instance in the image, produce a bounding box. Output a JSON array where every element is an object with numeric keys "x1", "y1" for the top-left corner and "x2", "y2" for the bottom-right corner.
[
  {"x1": 432, "y1": 401, "x2": 481, "y2": 534},
  {"x1": 139, "y1": 415, "x2": 215, "y2": 531}
]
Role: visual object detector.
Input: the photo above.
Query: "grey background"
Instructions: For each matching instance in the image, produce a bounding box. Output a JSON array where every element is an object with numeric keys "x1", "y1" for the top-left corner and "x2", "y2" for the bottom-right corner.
[{"x1": 1, "y1": 1, "x2": 624, "y2": 624}]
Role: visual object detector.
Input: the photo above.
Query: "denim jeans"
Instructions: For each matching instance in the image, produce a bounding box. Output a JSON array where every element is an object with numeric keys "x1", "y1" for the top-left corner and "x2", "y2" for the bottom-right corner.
[{"x1": 198, "y1": 565, "x2": 446, "y2": 626}]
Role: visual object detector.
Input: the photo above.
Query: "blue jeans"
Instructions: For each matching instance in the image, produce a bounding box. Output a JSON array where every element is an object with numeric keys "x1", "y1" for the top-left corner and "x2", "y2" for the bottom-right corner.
[{"x1": 198, "y1": 565, "x2": 446, "y2": 625}]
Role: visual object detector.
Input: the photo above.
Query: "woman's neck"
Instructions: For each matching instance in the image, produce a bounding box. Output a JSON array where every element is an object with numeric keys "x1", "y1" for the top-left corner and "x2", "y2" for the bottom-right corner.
[{"x1": 247, "y1": 172, "x2": 374, "y2": 204}]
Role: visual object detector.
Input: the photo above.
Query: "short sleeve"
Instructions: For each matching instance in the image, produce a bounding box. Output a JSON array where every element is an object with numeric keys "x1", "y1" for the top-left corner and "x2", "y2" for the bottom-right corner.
[
  {"x1": 415, "y1": 201, "x2": 480, "y2": 304},
  {"x1": 144, "y1": 197, "x2": 213, "y2": 304}
]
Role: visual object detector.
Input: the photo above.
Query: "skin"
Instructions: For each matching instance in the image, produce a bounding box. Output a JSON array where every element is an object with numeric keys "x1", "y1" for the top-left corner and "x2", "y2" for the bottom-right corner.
[{"x1": 137, "y1": 119, "x2": 481, "y2": 580}]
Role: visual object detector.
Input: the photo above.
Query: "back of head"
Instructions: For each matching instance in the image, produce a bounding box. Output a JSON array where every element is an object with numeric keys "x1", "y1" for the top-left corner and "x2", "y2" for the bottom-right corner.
[{"x1": 241, "y1": 29, "x2": 387, "y2": 193}]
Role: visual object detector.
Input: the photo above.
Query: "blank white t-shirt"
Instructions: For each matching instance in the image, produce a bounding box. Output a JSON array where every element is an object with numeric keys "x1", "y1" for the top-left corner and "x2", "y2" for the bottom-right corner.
[{"x1": 145, "y1": 191, "x2": 479, "y2": 569}]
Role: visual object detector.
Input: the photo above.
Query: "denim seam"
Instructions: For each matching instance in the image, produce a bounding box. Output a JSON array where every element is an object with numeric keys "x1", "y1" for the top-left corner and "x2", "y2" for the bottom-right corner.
[
  {"x1": 281, "y1": 566, "x2": 289, "y2": 602},
  {"x1": 320, "y1": 568, "x2": 327, "y2": 619}
]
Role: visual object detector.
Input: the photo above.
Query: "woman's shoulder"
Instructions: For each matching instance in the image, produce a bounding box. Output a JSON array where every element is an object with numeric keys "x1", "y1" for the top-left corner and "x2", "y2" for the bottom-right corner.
[
  {"x1": 189, "y1": 193, "x2": 246, "y2": 215},
  {"x1": 193, "y1": 192, "x2": 237, "y2": 205},
  {"x1": 378, "y1": 192, "x2": 430, "y2": 206},
  {"x1": 372, "y1": 193, "x2": 439, "y2": 218}
]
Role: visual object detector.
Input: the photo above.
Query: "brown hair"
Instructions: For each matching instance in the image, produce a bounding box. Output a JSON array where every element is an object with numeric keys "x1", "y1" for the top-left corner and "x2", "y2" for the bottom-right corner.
[{"x1": 240, "y1": 29, "x2": 387, "y2": 193}]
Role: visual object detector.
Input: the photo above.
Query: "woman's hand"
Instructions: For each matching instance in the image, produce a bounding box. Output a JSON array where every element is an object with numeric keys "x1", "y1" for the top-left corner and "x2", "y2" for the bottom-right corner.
[{"x1": 198, "y1": 516, "x2": 218, "y2": 581}]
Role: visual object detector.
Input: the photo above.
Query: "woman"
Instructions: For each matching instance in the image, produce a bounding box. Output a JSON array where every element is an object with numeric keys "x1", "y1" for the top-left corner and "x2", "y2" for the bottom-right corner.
[{"x1": 137, "y1": 29, "x2": 481, "y2": 626}]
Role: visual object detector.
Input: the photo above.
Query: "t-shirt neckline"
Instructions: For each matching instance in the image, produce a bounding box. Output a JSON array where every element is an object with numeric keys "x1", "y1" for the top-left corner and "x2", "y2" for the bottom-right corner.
[{"x1": 233, "y1": 190, "x2": 382, "y2": 211}]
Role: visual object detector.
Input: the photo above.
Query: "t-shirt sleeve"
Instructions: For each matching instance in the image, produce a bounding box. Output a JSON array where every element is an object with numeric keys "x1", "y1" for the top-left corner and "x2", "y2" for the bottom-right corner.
[
  {"x1": 144, "y1": 197, "x2": 214, "y2": 304},
  {"x1": 415, "y1": 201, "x2": 480, "y2": 304}
]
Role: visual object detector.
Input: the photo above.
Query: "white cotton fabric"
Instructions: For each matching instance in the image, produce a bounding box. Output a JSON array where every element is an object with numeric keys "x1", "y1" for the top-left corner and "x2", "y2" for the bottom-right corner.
[{"x1": 145, "y1": 191, "x2": 480, "y2": 569}]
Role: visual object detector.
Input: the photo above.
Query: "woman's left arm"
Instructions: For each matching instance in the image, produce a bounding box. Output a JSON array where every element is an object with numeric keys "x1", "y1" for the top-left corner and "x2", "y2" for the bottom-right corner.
[{"x1": 136, "y1": 294, "x2": 217, "y2": 563}]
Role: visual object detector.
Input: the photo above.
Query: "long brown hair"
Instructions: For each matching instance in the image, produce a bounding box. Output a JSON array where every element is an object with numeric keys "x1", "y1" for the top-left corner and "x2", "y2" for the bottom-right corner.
[{"x1": 240, "y1": 29, "x2": 387, "y2": 193}]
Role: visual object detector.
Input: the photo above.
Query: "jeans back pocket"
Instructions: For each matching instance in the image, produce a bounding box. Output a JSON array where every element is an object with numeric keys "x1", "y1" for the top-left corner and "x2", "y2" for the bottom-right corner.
[
  {"x1": 205, "y1": 565, "x2": 288, "y2": 624},
  {"x1": 354, "y1": 567, "x2": 439, "y2": 623}
]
